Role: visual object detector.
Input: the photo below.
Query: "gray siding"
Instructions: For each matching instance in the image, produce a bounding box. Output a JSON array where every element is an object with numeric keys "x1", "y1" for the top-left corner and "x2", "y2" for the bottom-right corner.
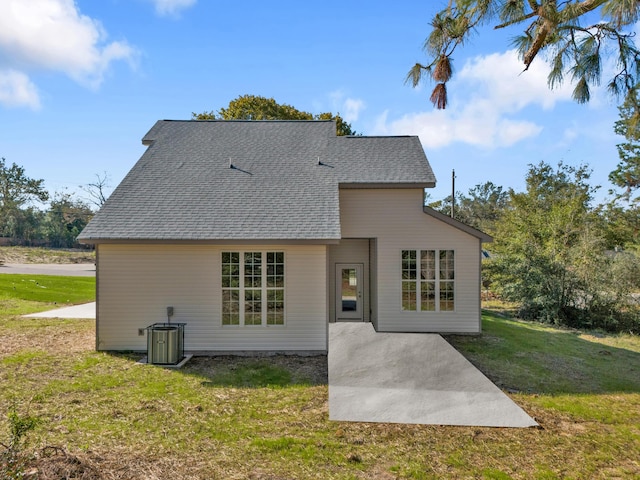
[
  {"x1": 96, "y1": 244, "x2": 328, "y2": 352},
  {"x1": 339, "y1": 188, "x2": 482, "y2": 333}
]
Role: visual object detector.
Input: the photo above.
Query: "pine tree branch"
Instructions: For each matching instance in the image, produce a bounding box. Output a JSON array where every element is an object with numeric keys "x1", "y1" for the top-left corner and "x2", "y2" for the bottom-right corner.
[{"x1": 495, "y1": 11, "x2": 537, "y2": 30}]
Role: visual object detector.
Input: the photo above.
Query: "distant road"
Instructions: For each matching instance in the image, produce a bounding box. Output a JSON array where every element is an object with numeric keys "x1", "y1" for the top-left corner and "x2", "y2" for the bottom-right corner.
[{"x1": 0, "y1": 263, "x2": 95, "y2": 277}]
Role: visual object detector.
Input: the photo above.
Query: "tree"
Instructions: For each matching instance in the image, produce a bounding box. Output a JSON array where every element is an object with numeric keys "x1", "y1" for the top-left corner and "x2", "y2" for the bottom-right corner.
[
  {"x1": 1, "y1": 207, "x2": 45, "y2": 244},
  {"x1": 0, "y1": 158, "x2": 48, "y2": 239},
  {"x1": 457, "y1": 182, "x2": 508, "y2": 233},
  {"x1": 80, "y1": 172, "x2": 111, "y2": 209},
  {"x1": 407, "y1": 1, "x2": 640, "y2": 111},
  {"x1": 488, "y1": 162, "x2": 598, "y2": 322},
  {"x1": 426, "y1": 181, "x2": 508, "y2": 233},
  {"x1": 487, "y1": 161, "x2": 639, "y2": 331},
  {"x1": 598, "y1": 200, "x2": 640, "y2": 249},
  {"x1": 44, "y1": 192, "x2": 93, "y2": 248},
  {"x1": 610, "y1": 87, "x2": 640, "y2": 201},
  {"x1": 192, "y1": 95, "x2": 357, "y2": 136},
  {"x1": 0, "y1": 158, "x2": 48, "y2": 213}
]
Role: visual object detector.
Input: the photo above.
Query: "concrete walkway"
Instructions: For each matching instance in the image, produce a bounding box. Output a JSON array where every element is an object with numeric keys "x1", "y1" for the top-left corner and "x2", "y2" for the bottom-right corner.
[
  {"x1": 23, "y1": 302, "x2": 96, "y2": 319},
  {"x1": 328, "y1": 322, "x2": 537, "y2": 427}
]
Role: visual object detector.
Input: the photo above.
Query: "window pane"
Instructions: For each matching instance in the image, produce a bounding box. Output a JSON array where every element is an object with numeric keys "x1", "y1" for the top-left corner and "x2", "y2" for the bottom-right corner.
[
  {"x1": 340, "y1": 268, "x2": 358, "y2": 313},
  {"x1": 402, "y1": 250, "x2": 417, "y2": 280},
  {"x1": 267, "y1": 289, "x2": 284, "y2": 325},
  {"x1": 421, "y1": 281, "x2": 435, "y2": 311},
  {"x1": 244, "y1": 252, "x2": 262, "y2": 288},
  {"x1": 440, "y1": 250, "x2": 454, "y2": 280},
  {"x1": 440, "y1": 281, "x2": 454, "y2": 311},
  {"x1": 402, "y1": 280, "x2": 416, "y2": 311},
  {"x1": 266, "y1": 251, "x2": 285, "y2": 288},
  {"x1": 244, "y1": 289, "x2": 262, "y2": 325},
  {"x1": 222, "y1": 290, "x2": 239, "y2": 325},
  {"x1": 223, "y1": 252, "x2": 238, "y2": 264},
  {"x1": 222, "y1": 252, "x2": 240, "y2": 289},
  {"x1": 421, "y1": 250, "x2": 435, "y2": 280}
]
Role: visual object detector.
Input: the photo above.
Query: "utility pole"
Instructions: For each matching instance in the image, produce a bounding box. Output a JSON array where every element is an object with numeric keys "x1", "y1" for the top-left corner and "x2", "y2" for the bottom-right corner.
[{"x1": 451, "y1": 169, "x2": 456, "y2": 218}]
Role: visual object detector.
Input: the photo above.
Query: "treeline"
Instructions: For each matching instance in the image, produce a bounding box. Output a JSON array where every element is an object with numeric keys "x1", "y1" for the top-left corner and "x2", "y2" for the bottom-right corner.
[
  {"x1": 0, "y1": 158, "x2": 96, "y2": 248},
  {"x1": 429, "y1": 161, "x2": 640, "y2": 333}
]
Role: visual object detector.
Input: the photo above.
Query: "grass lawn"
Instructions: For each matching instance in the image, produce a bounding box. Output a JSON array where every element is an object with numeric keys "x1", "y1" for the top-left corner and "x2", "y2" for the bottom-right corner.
[
  {"x1": 1, "y1": 277, "x2": 639, "y2": 479},
  {"x1": 0, "y1": 274, "x2": 95, "y2": 316}
]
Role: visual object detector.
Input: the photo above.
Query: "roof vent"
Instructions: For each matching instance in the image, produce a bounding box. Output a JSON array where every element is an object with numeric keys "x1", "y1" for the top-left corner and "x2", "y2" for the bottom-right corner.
[{"x1": 317, "y1": 158, "x2": 333, "y2": 168}]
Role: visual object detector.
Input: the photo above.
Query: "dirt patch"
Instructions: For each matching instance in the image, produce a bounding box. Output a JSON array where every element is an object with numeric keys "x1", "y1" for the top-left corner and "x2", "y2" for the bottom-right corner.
[
  {"x1": 0, "y1": 247, "x2": 95, "y2": 265},
  {"x1": 0, "y1": 320, "x2": 95, "y2": 359},
  {"x1": 27, "y1": 447, "x2": 102, "y2": 480},
  {"x1": 15, "y1": 447, "x2": 192, "y2": 480}
]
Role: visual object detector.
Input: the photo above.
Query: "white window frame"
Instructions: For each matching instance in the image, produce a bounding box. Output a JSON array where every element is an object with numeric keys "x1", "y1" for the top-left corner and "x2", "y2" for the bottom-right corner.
[
  {"x1": 221, "y1": 251, "x2": 285, "y2": 327},
  {"x1": 401, "y1": 249, "x2": 455, "y2": 312}
]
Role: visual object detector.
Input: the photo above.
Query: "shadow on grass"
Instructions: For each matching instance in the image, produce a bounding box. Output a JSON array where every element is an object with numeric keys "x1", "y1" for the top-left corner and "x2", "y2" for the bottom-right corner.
[
  {"x1": 446, "y1": 310, "x2": 640, "y2": 395},
  {"x1": 106, "y1": 352, "x2": 328, "y2": 389},
  {"x1": 188, "y1": 355, "x2": 328, "y2": 388}
]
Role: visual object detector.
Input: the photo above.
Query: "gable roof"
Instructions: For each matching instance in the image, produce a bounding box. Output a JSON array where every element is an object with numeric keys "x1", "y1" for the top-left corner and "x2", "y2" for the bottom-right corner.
[
  {"x1": 78, "y1": 120, "x2": 436, "y2": 243},
  {"x1": 422, "y1": 207, "x2": 493, "y2": 243}
]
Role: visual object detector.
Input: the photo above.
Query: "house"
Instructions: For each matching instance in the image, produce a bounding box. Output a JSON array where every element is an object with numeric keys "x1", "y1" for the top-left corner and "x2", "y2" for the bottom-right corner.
[{"x1": 78, "y1": 120, "x2": 492, "y2": 353}]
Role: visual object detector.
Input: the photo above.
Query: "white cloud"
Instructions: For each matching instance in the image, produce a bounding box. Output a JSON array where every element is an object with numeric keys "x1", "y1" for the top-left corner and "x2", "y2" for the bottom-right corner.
[
  {"x1": 148, "y1": 0, "x2": 197, "y2": 17},
  {"x1": 0, "y1": 70, "x2": 40, "y2": 109},
  {"x1": 343, "y1": 98, "x2": 365, "y2": 122},
  {"x1": 375, "y1": 49, "x2": 575, "y2": 149},
  {"x1": 0, "y1": 0, "x2": 137, "y2": 108},
  {"x1": 328, "y1": 90, "x2": 365, "y2": 122},
  {"x1": 381, "y1": 108, "x2": 541, "y2": 149},
  {"x1": 457, "y1": 49, "x2": 573, "y2": 111}
]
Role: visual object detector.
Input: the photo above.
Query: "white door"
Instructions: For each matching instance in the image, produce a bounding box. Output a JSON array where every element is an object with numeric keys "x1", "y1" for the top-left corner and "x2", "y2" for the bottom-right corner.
[{"x1": 335, "y1": 264, "x2": 363, "y2": 321}]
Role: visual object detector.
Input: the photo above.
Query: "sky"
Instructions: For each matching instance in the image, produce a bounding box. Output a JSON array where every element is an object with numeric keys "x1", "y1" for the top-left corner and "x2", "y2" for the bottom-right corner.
[{"x1": 0, "y1": 0, "x2": 629, "y2": 207}]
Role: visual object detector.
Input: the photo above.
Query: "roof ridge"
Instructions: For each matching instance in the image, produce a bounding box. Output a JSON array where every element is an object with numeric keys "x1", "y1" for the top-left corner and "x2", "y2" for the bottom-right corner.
[
  {"x1": 159, "y1": 119, "x2": 336, "y2": 123},
  {"x1": 339, "y1": 135, "x2": 417, "y2": 138}
]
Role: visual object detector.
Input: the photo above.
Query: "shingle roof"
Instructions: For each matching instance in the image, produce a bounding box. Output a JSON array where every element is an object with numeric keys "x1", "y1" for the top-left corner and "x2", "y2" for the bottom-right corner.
[
  {"x1": 422, "y1": 207, "x2": 493, "y2": 243},
  {"x1": 78, "y1": 120, "x2": 436, "y2": 243}
]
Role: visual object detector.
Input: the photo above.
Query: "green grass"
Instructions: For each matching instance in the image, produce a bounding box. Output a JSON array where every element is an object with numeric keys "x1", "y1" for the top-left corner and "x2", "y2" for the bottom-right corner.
[
  {"x1": 447, "y1": 312, "x2": 640, "y2": 395},
  {"x1": 0, "y1": 274, "x2": 95, "y2": 310},
  {"x1": 202, "y1": 360, "x2": 293, "y2": 387},
  {"x1": 449, "y1": 312, "x2": 640, "y2": 429},
  {"x1": 1, "y1": 280, "x2": 639, "y2": 479}
]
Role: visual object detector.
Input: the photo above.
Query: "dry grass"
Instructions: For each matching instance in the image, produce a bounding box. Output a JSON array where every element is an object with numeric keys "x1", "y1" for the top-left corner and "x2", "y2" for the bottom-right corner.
[
  {"x1": 0, "y1": 317, "x2": 95, "y2": 358},
  {"x1": 0, "y1": 247, "x2": 94, "y2": 265}
]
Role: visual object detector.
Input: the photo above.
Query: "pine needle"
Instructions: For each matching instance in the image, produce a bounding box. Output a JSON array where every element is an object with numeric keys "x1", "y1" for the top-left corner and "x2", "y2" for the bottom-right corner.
[
  {"x1": 433, "y1": 55, "x2": 452, "y2": 83},
  {"x1": 430, "y1": 83, "x2": 448, "y2": 109}
]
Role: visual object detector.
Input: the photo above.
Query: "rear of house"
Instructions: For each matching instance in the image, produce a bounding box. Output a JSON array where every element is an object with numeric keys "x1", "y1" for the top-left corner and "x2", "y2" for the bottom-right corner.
[{"x1": 79, "y1": 120, "x2": 491, "y2": 353}]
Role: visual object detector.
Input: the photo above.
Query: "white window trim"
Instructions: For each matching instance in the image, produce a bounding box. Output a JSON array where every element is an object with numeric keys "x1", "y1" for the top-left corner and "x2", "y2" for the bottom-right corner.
[
  {"x1": 221, "y1": 251, "x2": 286, "y2": 327},
  {"x1": 401, "y1": 249, "x2": 455, "y2": 313}
]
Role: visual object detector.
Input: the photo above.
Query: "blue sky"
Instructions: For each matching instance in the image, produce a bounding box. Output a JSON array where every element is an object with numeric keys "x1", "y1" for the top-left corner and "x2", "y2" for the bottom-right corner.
[{"x1": 0, "y1": 0, "x2": 627, "y2": 206}]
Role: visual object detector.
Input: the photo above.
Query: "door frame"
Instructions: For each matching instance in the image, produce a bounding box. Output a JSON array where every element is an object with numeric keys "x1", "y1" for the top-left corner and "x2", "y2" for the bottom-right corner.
[{"x1": 335, "y1": 263, "x2": 364, "y2": 321}]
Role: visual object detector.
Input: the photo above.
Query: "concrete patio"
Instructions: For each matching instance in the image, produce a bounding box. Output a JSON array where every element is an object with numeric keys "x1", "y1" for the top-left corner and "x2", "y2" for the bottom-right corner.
[{"x1": 328, "y1": 322, "x2": 537, "y2": 427}]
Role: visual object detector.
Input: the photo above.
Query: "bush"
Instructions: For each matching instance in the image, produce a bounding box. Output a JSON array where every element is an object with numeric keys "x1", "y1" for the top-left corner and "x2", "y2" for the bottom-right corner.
[{"x1": 0, "y1": 406, "x2": 39, "y2": 479}]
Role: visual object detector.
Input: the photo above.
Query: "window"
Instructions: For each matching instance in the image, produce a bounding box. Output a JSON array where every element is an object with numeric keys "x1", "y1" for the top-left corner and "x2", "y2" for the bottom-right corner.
[
  {"x1": 401, "y1": 249, "x2": 454, "y2": 312},
  {"x1": 222, "y1": 251, "x2": 285, "y2": 326}
]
